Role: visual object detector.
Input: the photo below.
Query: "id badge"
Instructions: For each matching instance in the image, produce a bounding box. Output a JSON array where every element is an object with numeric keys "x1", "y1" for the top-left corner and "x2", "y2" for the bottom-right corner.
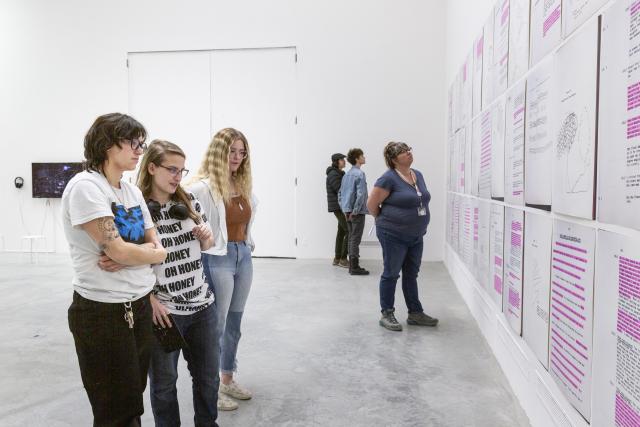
[{"x1": 417, "y1": 206, "x2": 427, "y2": 216}]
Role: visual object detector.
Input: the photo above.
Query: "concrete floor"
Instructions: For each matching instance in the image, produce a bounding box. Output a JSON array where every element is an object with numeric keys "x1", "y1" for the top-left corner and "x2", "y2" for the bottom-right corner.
[{"x1": 0, "y1": 253, "x2": 529, "y2": 427}]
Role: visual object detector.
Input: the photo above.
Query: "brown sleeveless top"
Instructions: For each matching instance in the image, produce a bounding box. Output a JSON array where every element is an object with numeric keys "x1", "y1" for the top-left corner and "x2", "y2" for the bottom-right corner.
[{"x1": 225, "y1": 196, "x2": 251, "y2": 242}]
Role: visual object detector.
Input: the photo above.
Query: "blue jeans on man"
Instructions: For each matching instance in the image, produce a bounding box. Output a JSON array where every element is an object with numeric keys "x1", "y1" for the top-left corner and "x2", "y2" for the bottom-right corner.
[{"x1": 149, "y1": 303, "x2": 219, "y2": 427}]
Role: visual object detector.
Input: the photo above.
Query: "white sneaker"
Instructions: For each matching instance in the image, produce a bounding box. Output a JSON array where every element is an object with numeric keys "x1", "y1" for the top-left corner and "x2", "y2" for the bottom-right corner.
[
  {"x1": 217, "y1": 394, "x2": 238, "y2": 411},
  {"x1": 219, "y1": 380, "x2": 253, "y2": 400}
]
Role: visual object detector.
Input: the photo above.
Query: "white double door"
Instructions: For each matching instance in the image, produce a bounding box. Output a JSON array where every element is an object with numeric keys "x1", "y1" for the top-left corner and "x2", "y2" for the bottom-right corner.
[{"x1": 128, "y1": 48, "x2": 297, "y2": 257}]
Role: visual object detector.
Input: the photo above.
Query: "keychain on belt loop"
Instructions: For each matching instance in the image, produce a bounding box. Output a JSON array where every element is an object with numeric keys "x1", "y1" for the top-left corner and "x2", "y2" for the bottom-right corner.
[{"x1": 124, "y1": 301, "x2": 134, "y2": 328}]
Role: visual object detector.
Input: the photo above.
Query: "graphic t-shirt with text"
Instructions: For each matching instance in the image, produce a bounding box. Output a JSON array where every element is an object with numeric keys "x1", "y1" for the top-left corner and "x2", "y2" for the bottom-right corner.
[{"x1": 152, "y1": 194, "x2": 214, "y2": 315}]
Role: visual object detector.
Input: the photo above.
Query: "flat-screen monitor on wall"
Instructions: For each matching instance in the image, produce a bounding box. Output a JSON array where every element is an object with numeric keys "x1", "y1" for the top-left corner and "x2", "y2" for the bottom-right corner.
[{"x1": 32, "y1": 162, "x2": 83, "y2": 198}]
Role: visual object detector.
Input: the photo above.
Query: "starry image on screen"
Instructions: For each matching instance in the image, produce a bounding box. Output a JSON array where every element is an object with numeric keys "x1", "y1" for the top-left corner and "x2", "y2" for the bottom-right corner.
[{"x1": 32, "y1": 162, "x2": 83, "y2": 198}]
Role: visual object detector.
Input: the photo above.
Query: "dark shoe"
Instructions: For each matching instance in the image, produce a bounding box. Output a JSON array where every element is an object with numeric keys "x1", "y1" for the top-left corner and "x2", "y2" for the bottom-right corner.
[
  {"x1": 379, "y1": 309, "x2": 402, "y2": 331},
  {"x1": 407, "y1": 312, "x2": 439, "y2": 327},
  {"x1": 349, "y1": 257, "x2": 370, "y2": 275},
  {"x1": 333, "y1": 257, "x2": 340, "y2": 266},
  {"x1": 338, "y1": 258, "x2": 349, "y2": 268}
]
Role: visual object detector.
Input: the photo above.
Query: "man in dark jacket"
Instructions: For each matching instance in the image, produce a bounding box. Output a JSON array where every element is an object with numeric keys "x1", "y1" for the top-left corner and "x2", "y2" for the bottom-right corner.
[{"x1": 326, "y1": 153, "x2": 349, "y2": 267}]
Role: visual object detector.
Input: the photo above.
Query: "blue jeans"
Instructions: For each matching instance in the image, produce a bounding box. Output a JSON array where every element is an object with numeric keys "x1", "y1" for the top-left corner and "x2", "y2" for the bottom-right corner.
[
  {"x1": 202, "y1": 242, "x2": 253, "y2": 374},
  {"x1": 377, "y1": 227, "x2": 425, "y2": 313},
  {"x1": 149, "y1": 303, "x2": 219, "y2": 427}
]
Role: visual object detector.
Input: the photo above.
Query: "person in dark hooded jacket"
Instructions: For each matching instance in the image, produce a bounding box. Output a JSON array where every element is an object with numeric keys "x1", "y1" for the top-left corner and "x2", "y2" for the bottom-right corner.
[{"x1": 326, "y1": 153, "x2": 349, "y2": 267}]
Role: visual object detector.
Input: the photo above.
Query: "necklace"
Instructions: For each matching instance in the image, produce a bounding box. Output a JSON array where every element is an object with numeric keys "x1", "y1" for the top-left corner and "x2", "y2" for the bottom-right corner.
[
  {"x1": 229, "y1": 179, "x2": 242, "y2": 209},
  {"x1": 102, "y1": 173, "x2": 125, "y2": 206},
  {"x1": 231, "y1": 194, "x2": 244, "y2": 211}
]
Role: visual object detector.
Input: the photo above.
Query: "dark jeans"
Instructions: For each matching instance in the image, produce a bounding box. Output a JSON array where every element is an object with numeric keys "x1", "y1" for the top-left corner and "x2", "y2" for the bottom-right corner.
[
  {"x1": 333, "y1": 211, "x2": 349, "y2": 259},
  {"x1": 68, "y1": 291, "x2": 153, "y2": 427},
  {"x1": 149, "y1": 303, "x2": 219, "y2": 427},
  {"x1": 377, "y1": 227, "x2": 425, "y2": 313},
  {"x1": 347, "y1": 214, "x2": 365, "y2": 259}
]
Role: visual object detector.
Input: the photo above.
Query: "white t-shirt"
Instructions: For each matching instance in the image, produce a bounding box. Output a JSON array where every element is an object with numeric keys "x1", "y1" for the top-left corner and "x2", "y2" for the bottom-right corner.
[
  {"x1": 152, "y1": 194, "x2": 214, "y2": 315},
  {"x1": 61, "y1": 170, "x2": 156, "y2": 303}
]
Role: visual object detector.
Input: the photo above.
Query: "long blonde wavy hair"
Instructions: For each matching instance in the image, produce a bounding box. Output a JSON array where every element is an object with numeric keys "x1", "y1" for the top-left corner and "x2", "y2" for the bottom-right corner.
[
  {"x1": 188, "y1": 128, "x2": 252, "y2": 204},
  {"x1": 137, "y1": 139, "x2": 200, "y2": 223}
]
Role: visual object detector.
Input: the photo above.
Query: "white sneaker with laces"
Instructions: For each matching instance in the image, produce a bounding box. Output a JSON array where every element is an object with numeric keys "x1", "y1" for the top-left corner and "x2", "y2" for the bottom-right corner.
[
  {"x1": 220, "y1": 380, "x2": 253, "y2": 400},
  {"x1": 217, "y1": 394, "x2": 238, "y2": 411}
]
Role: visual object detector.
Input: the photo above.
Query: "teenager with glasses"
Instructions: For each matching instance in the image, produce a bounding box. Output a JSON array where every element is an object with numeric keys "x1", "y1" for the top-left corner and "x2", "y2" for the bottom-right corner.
[
  {"x1": 137, "y1": 139, "x2": 220, "y2": 426},
  {"x1": 62, "y1": 113, "x2": 167, "y2": 426},
  {"x1": 367, "y1": 142, "x2": 439, "y2": 331},
  {"x1": 187, "y1": 128, "x2": 257, "y2": 411}
]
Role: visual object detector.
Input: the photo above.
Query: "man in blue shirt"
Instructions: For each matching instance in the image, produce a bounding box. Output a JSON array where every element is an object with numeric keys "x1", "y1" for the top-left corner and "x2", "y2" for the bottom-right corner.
[{"x1": 339, "y1": 148, "x2": 370, "y2": 275}]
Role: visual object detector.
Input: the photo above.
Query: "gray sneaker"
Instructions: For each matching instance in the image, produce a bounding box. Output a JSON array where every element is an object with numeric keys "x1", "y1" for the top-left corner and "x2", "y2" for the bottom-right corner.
[
  {"x1": 407, "y1": 312, "x2": 439, "y2": 327},
  {"x1": 379, "y1": 309, "x2": 403, "y2": 331}
]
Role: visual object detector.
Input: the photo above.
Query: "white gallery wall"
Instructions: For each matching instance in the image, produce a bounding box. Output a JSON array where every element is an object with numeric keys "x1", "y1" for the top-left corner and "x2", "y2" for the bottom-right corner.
[{"x1": 0, "y1": 0, "x2": 446, "y2": 259}]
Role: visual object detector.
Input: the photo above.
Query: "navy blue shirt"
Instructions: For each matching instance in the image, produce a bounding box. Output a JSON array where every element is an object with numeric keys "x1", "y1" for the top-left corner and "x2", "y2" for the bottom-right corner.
[{"x1": 374, "y1": 168, "x2": 431, "y2": 237}]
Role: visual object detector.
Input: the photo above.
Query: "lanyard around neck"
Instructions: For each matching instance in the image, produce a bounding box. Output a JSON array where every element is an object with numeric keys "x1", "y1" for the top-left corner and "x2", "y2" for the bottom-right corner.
[{"x1": 395, "y1": 169, "x2": 424, "y2": 208}]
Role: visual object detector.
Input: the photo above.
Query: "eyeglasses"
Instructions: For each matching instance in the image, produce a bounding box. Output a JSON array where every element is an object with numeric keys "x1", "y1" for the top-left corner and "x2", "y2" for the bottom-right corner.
[
  {"x1": 122, "y1": 138, "x2": 148, "y2": 152},
  {"x1": 229, "y1": 149, "x2": 248, "y2": 159},
  {"x1": 390, "y1": 144, "x2": 412, "y2": 156},
  {"x1": 158, "y1": 165, "x2": 190, "y2": 178}
]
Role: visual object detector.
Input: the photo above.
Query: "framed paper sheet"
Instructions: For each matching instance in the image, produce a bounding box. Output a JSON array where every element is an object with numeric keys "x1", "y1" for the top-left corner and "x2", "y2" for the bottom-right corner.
[
  {"x1": 503, "y1": 207, "x2": 525, "y2": 335},
  {"x1": 530, "y1": 0, "x2": 562, "y2": 66},
  {"x1": 508, "y1": 0, "x2": 531, "y2": 85},
  {"x1": 523, "y1": 212, "x2": 552, "y2": 369},
  {"x1": 592, "y1": 230, "x2": 640, "y2": 427},
  {"x1": 549, "y1": 219, "x2": 595, "y2": 421},
  {"x1": 552, "y1": 18, "x2": 599, "y2": 219},
  {"x1": 525, "y1": 56, "x2": 555, "y2": 209},
  {"x1": 490, "y1": 204, "x2": 506, "y2": 309},
  {"x1": 493, "y1": 0, "x2": 510, "y2": 96},
  {"x1": 598, "y1": 0, "x2": 640, "y2": 230},
  {"x1": 504, "y1": 81, "x2": 527, "y2": 206}
]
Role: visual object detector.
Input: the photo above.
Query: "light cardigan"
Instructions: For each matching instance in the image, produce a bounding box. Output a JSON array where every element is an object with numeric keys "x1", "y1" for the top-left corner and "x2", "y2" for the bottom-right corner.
[{"x1": 188, "y1": 179, "x2": 258, "y2": 256}]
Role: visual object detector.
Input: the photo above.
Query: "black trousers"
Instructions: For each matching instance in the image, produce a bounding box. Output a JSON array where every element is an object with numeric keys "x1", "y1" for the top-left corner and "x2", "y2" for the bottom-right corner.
[
  {"x1": 68, "y1": 291, "x2": 153, "y2": 427},
  {"x1": 347, "y1": 214, "x2": 366, "y2": 259},
  {"x1": 333, "y1": 211, "x2": 349, "y2": 259}
]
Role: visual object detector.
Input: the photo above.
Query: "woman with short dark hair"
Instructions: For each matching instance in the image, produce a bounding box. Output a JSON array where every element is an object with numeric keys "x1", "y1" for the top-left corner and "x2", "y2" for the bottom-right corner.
[
  {"x1": 63, "y1": 113, "x2": 167, "y2": 425},
  {"x1": 367, "y1": 142, "x2": 439, "y2": 331}
]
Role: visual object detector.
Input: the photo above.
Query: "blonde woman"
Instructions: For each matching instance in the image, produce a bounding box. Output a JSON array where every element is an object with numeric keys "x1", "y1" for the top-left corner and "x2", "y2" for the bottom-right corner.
[
  {"x1": 136, "y1": 140, "x2": 220, "y2": 426},
  {"x1": 188, "y1": 128, "x2": 257, "y2": 411}
]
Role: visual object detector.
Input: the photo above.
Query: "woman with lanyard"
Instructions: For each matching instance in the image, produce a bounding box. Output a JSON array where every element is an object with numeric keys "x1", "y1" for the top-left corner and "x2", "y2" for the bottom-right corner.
[
  {"x1": 137, "y1": 140, "x2": 220, "y2": 426},
  {"x1": 188, "y1": 128, "x2": 257, "y2": 411},
  {"x1": 367, "y1": 141, "x2": 439, "y2": 331},
  {"x1": 62, "y1": 113, "x2": 166, "y2": 425}
]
